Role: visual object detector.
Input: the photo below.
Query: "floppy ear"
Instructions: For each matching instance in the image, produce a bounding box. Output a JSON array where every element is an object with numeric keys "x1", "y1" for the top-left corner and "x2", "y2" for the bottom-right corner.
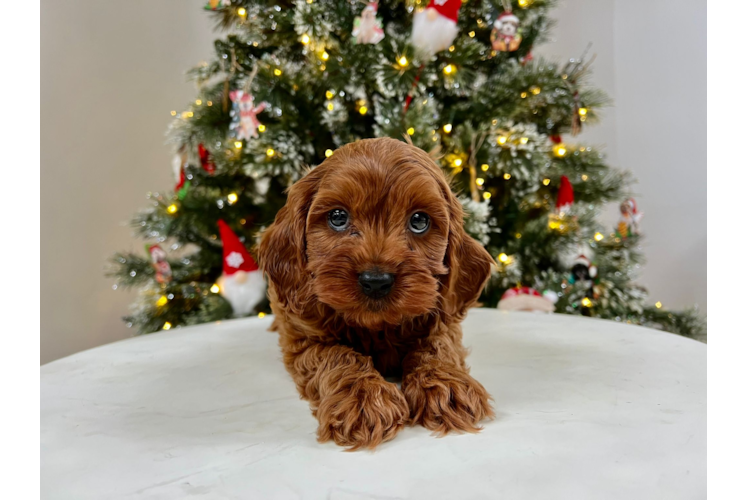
[
  {"x1": 257, "y1": 168, "x2": 324, "y2": 312},
  {"x1": 441, "y1": 195, "x2": 495, "y2": 321}
]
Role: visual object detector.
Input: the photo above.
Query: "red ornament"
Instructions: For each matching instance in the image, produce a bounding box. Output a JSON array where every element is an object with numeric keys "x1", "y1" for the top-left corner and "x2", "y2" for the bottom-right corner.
[
  {"x1": 556, "y1": 175, "x2": 574, "y2": 213},
  {"x1": 198, "y1": 144, "x2": 216, "y2": 174},
  {"x1": 549, "y1": 134, "x2": 563, "y2": 144}
]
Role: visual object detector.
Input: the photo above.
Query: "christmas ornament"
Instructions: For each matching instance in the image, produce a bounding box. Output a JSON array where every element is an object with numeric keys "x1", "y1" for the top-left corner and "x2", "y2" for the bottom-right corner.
[
  {"x1": 229, "y1": 90, "x2": 267, "y2": 140},
  {"x1": 556, "y1": 175, "x2": 574, "y2": 213},
  {"x1": 204, "y1": 0, "x2": 229, "y2": 10},
  {"x1": 198, "y1": 143, "x2": 216, "y2": 174},
  {"x1": 172, "y1": 147, "x2": 190, "y2": 199},
  {"x1": 569, "y1": 253, "x2": 597, "y2": 315},
  {"x1": 616, "y1": 198, "x2": 643, "y2": 238},
  {"x1": 411, "y1": 0, "x2": 461, "y2": 56},
  {"x1": 352, "y1": 2, "x2": 385, "y2": 45},
  {"x1": 498, "y1": 286, "x2": 555, "y2": 313},
  {"x1": 147, "y1": 244, "x2": 172, "y2": 284},
  {"x1": 491, "y1": 11, "x2": 522, "y2": 52},
  {"x1": 216, "y1": 220, "x2": 266, "y2": 317}
]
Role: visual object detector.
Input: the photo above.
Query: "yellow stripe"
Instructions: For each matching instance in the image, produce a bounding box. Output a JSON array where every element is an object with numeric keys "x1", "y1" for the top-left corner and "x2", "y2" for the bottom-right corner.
[{"x1": 706, "y1": 345, "x2": 719, "y2": 500}]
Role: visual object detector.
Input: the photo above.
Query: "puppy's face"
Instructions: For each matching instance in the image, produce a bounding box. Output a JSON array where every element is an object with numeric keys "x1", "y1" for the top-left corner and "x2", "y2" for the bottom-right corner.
[{"x1": 258, "y1": 138, "x2": 493, "y2": 330}]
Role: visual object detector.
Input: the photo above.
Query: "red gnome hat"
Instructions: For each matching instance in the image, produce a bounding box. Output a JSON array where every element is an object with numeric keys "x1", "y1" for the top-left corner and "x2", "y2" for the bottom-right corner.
[
  {"x1": 217, "y1": 220, "x2": 259, "y2": 275},
  {"x1": 426, "y1": 0, "x2": 461, "y2": 22},
  {"x1": 556, "y1": 175, "x2": 574, "y2": 213}
]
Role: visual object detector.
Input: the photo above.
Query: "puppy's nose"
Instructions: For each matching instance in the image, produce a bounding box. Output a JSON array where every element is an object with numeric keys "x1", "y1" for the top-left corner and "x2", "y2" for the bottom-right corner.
[{"x1": 358, "y1": 270, "x2": 395, "y2": 298}]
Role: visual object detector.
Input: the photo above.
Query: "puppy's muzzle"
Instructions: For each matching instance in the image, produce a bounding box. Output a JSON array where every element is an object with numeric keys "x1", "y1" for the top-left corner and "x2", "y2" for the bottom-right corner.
[{"x1": 358, "y1": 270, "x2": 395, "y2": 299}]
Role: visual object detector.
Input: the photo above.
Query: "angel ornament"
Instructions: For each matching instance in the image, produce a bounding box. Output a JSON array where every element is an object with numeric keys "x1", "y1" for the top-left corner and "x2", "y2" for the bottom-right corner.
[
  {"x1": 229, "y1": 90, "x2": 267, "y2": 140},
  {"x1": 352, "y1": 2, "x2": 385, "y2": 45}
]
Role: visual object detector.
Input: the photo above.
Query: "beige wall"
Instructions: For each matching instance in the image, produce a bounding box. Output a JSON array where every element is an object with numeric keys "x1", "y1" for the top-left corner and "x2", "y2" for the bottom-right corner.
[{"x1": 41, "y1": 0, "x2": 707, "y2": 364}]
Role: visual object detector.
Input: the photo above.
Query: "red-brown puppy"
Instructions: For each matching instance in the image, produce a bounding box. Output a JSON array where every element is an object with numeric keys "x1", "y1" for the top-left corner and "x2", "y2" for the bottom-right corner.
[{"x1": 257, "y1": 138, "x2": 495, "y2": 450}]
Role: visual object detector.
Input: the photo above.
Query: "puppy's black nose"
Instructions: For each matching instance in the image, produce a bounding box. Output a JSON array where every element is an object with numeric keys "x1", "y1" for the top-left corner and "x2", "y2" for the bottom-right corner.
[{"x1": 358, "y1": 270, "x2": 394, "y2": 298}]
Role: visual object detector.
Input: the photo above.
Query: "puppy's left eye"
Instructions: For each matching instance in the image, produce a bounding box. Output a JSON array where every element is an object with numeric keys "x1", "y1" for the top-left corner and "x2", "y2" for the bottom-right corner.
[
  {"x1": 328, "y1": 209, "x2": 350, "y2": 231},
  {"x1": 408, "y1": 212, "x2": 430, "y2": 234}
]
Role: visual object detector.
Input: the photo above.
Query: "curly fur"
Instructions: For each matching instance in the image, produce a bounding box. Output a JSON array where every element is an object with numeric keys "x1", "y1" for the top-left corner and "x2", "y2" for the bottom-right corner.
[{"x1": 257, "y1": 138, "x2": 495, "y2": 450}]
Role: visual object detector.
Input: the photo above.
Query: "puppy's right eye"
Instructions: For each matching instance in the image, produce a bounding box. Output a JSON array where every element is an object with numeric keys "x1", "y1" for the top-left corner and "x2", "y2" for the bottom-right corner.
[{"x1": 328, "y1": 209, "x2": 350, "y2": 231}]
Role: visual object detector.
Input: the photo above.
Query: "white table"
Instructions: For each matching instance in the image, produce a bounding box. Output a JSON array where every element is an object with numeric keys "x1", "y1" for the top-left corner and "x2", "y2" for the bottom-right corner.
[{"x1": 41, "y1": 310, "x2": 706, "y2": 499}]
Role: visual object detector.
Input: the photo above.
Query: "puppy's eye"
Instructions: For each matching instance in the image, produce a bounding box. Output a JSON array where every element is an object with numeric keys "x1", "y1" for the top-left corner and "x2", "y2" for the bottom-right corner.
[
  {"x1": 408, "y1": 212, "x2": 430, "y2": 234},
  {"x1": 328, "y1": 209, "x2": 350, "y2": 231}
]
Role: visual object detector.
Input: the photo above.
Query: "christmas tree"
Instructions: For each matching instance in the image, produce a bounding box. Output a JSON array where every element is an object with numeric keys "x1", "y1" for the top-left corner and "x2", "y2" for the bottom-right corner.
[{"x1": 110, "y1": 0, "x2": 705, "y2": 340}]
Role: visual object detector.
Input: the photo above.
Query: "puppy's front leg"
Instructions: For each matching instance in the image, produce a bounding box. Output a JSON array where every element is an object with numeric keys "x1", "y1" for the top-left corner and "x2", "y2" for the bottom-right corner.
[
  {"x1": 284, "y1": 342, "x2": 408, "y2": 450},
  {"x1": 401, "y1": 324, "x2": 494, "y2": 434}
]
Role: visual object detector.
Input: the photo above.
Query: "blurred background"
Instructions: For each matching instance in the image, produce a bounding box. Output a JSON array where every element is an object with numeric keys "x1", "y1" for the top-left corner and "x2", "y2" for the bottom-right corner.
[{"x1": 41, "y1": 0, "x2": 706, "y2": 364}]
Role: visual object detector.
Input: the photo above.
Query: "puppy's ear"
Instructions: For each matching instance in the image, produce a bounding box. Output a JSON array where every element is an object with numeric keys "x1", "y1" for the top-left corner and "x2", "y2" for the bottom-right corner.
[
  {"x1": 257, "y1": 167, "x2": 324, "y2": 311},
  {"x1": 441, "y1": 195, "x2": 495, "y2": 320}
]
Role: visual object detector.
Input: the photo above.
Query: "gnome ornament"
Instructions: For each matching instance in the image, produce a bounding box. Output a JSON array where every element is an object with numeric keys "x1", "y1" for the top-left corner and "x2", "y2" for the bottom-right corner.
[
  {"x1": 147, "y1": 244, "x2": 172, "y2": 284},
  {"x1": 491, "y1": 11, "x2": 522, "y2": 52},
  {"x1": 555, "y1": 175, "x2": 574, "y2": 214},
  {"x1": 216, "y1": 220, "x2": 266, "y2": 317},
  {"x1": 352, "y1": 2, "x2": 385, "y2": 45},
  {"x1": 498, "y1": 286, "x2": 555, "y2": 313},
  {"x1": 569, "y1": 253, "x2": 598, "y2": 316},
  {"x1": 229, "y1": 90, "x2": 267, "y2": 141},
  {"x1": 172, "y1": 146, "x2": 190, "y2": 199},
  {"x1": 411, "y1": 0, "x2": 462, "y2": 56},
  {"x1": 616, "y1": 198, "x2": 643, "y2": 238}
]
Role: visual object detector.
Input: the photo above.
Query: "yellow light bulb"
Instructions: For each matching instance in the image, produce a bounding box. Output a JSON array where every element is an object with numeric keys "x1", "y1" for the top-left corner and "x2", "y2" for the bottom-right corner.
[
  {"x1": 195, "y1": 99, "x2": 202, "y2": 105},
  {"x1": 258, "y1": 312, "x2": 266, "y2": 319},
  {"x1": 327, "y1": 103, "x2": 334, "y2": 111},
  {"x1": 520, "y1": 92, "x2": 528, "y2": 99},
  {"x1": 581, "y1": 174, "x2": 589, "y2": 181},
  {"x1": 655, "y1": 301, "x2": 663, "y2": 309},
  {"x1": 483, "y1": 192, "x2": 491, "y2": 200},
  {"x1": 497, "y1": 136, "x2": 507, "y2": 145},
  {"x1": 319, "y1": 64, "x2": 326, "y2": 71},
  {"x1": 515, "y1": 233, "x2": 522, "y2": 239},
  {"x1": 258, "y1": 124, "x2": 266, "y2": 133},
  {"x1": 162, "y1": 322, "x2": 172, "y2": 330},
  {"x1": 543, "y1": 178, "x2": 551, "y2": 186},
  {"x1": 518, "y1": 0, "x2": 531, "y2": 7},
  {"x1": 227, "y1": 193, "x2": 238, "y2": 204},
  {"x1": 553, "y1": 144, "x2": 567, "y2": 157},
  {"x1": 443, "y1": 123, "x2": 452, "y2": 133},
  {"x1": 325, "y1": 90, "x2": 334, "y2": 99},
  {"x1": 578, "y1": 107, "x2": 588, "y2": 116},
  {"x1": 397, "y1": 56, "x2": 409, "y2": 68},
  {"x1": 476, "y1": 178, "x2": 485, "y2": 186},
  {"x1": 448, "y1": 45, "x2": 455, "y2": 52},
  {"x1": 207, "y1": 101, "x2": 213, "y2": 106},
  {"x1": 407, "y1": 127, "x2": 415, "y2": 136},
  {"x1": 234, "y1": 141, "x2": 242, "y2": 149},
  {"x1": 266, "y1": 148, "x2": 276, "y2": 157},
  {"x1": 581, "y1": 297, "x2": 593, "y2": 308},
  {"x1": 166, "y1": 204, "x2": 178, "y2": 214},
  {"x1": 503, "y1": 173, "x2": 511, "y2": 180},
  {"x1": 520, "y1": 137, "x2": 529, "y2": 144},
  {"x1": 210, "y1": 284, "x2": 220, "y2": 294},
  {"x1": 481, "y1": 164, "x2": 489, "y2": 171},
  {"x1": 498, "y1": 253, "x2": 509, "y2": 263},
  {"x1": 453, "y1": 158, "x2": 463, "y2": 167},
  {"x1": 156, "y1": 295, "x2": 168, "y2": 307},
  {"x1": 358, "y1": 106, "x2": 368, "y2": 115},
  {"x1": 321, "y1": 51, "x2": 329, "y2": 61},
  {"x1": 468, "y1": 31, "x2": 476, "y2": 38},
  {"x1": 237, "y1": 7, "x2": 247, "y2": 17},
  {"x1": 273, "y1": 68, "x2": 282, "y2": 76},
  {"x1": 325, "y1": 149, "x2": 333, "y2": 158},
  {"x1": 301, "y1": 34, "x2": 310, "y2": 45},
  {"x1": 594, "y1": 232, "x2": 604, "y2": 242},
  {"x1": 443, "y1": 64, "x2": 455, "y2": 75},
  {"x1": 170, "y1": 110, "x2": 177, "y2": 116},
  {"x1": 530, "y1": 86, "x2": 541, "y2": 95}
]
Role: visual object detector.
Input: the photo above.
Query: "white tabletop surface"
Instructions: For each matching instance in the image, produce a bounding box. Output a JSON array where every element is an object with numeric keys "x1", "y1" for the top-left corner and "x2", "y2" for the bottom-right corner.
[{"x1": 41, "y1": 310, "x2": 706, "y2": 499}]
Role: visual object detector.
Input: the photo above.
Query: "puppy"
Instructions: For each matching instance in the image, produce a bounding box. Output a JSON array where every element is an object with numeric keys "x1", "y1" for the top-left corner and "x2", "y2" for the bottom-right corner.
[{"x1": 257, "y1": 138, "x2": 495, "y2": 450}]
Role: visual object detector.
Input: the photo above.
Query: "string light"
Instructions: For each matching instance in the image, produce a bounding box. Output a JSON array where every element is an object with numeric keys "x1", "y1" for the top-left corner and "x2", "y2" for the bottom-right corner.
[
  {"x1": 325, "y1": 90, "x2": 334, "y2": 99},
  {"x1": 515, "y1": 233, "x2": 522, "y2": 239},
  {"x1": 258, "y1": 124, "x2": 266, "y2": 133},
  {"x1": 156, "y1": 295, "x2": 168, "y2": 307},
  {"x1": 543, "y1": 178, "x2": 551, "y2": 186},
  {"x1": 443, "y1": 64, "x2": 456, "y2": 75},
  {"x1": 301, "y1": 34, "x2": 310, "y2": 45},
  {"x1": 266, "y1": 148, "x2": 275, "y2": 157},
  {"x1": 207, "y1": 101, "x2": 212, "y2": 106},
  {"x1": 655, "y1": 301, "x2": 663, "y2": 309},
  {"x1": 448, "y1": 45, "x2": 455, "y2": 52},
  {"x1": 530, "y1": 86, "x2": 541, "y2": 95},
  {"x1": 325, "y1": 149, "x2": 334, "y2": 158},
  {"x1": 166, "y1": 204, "x2": 178, "y2": 214},
  {"x1": 476, "y1": 178, "x2": 485, "y2": 186},
  {"x1": 162, "y1": 322, "x2": 172, "y2": 330},
  {"x1": 170, "y1": 110, "x2": 177, "y2": 116},
  {"x1": 407, "y1": 127, "x2": 415, "y2": 136},
  {"x1": 227, "y1": 193, "x2": 238, "y2": 204},
  {"x1": 274, "y1": 68, "x2": 282, "y2": 76},
  {"x1": 468, "y1": 31, "x2": 476, "y2": 38},
  {"x1": 397, "y1": 56, "x2": 409, "y2": 68},
  {"x1": 327, "y1": 103, "x2": 334, "y2": 111},
  {"x1": 581, "y1": 174, "x2": 589, "y2": 181},
  {"x1": 181, "y1": 111, "x2": 193, "y2": 118},
  {"x1": 453, "y1": 158, "x2": 463, "y2": 167},
  {"x1": 358, "y1": 105, "x2": 368, "y2": 115},
  {"x1": 195, "y1": 99, "x2": 202, "y2": 105},
  {"x1": 520, "y1": 92, "x2": 528, "y2": 98},
  {"x1": 520, "y1": 137, "x2": 529, "y2": 144},
  {"x1": 497, "y1": 136, "x2": 507, "y2": 145},
  {"x1": 483, "y1": 192, "x2": 492, "y2": 200},
  {"x1": 258, "y1": 312, "x2": 266, "y2": 318},
  {"x1": 443, "y1": 123, "x2": 453, "y2": 133},
  {"x1": 234, "y1": 141, "x2": 242, "y2": 149},
  {"x1": 553, "y1": 144, "x2": 567, "y2": 157},
  {"x1": 319, "y1": 64, "x2": 326, "y2": 71},
  {"x1": 498, "y1": 253, "x2": 509, "y2": 263},
  {"x1": 481, "y1": 164, "x2": 489, "y2": 171},
  {"x1": 237, "y1": 7, "x2": 247, "y2": 17},
  {"x1": 518, "y1": 0, "x2": 532, "y2": 7},
  {"x1": 594, "y1": 232, "x2": 604, "y2": 241},
  {"x1": 321, "y1": 51, "x2": 329, "y2": 61},
  {"x1": 210, "y1": 284, "x2": 220, "y2": 293},
  {"x1": 581, "y1": 297, "x2": 593, "y2": 308},
  {"x1": 503, "y1": 173, "x2": 511, "y2": 180}
]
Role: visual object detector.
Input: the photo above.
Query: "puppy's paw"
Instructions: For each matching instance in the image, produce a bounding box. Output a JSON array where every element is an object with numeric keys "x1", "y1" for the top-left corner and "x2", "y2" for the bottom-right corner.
[
  {"x1": 403, "y1": 367, "x2": 494, "y2": 434},
  {"x1": 316, "y1": 377, "x2": 408, "y2": 450}
]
